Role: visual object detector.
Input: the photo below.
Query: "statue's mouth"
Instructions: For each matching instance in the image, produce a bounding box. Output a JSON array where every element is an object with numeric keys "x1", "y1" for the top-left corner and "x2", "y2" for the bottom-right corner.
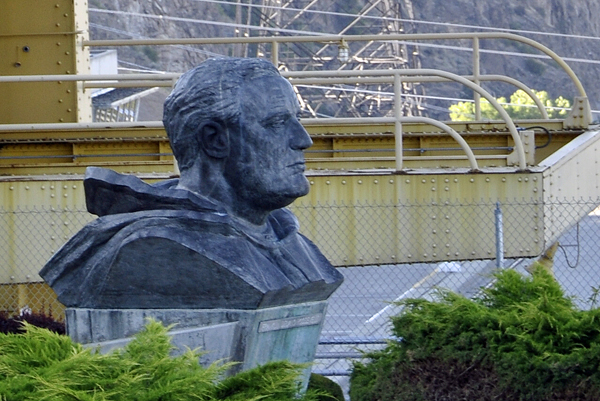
[{"x1": 288, "y1": 161, "x2": 306, "y2": 172}]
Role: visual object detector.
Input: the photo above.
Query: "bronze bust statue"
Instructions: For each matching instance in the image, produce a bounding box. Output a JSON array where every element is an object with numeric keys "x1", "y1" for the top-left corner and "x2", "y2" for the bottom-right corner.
[{"x1": 41, "y1": 58, "x2": 343, "y2": 310}]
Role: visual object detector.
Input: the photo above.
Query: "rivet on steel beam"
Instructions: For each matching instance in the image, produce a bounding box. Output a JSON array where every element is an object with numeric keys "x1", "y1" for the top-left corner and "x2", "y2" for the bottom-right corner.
[
  {"x1": 326, "y1": 181, "x2": 330, "y2": 185},
  {"x1": 358, "y1": 180, "x2": 362, "y2": 184},
  {"x1": 391, "y1": 255, "x2": 395, "y2": 259},
  {"x1": 405, "y1": 179, "x2": 410, "y2": 183},
  {"x1": 454, "y1": 178, "x2": 458, "y2": 183},
  {"x1": 524, "y1": 177, "x2": 529, "y2": 182},
  {"x1": 444, "y1": 187, "x2": 449, "y2": 191},
  {"x1": 421, "y1": 179, "x2": 426, "y2": 183},
  {"x1": 444, "y1": 178, "x2": 449, "y2": 183},
  {"x1": 9, "y1": 186, "x2": 13, "y2": 190},
  {"x1": 72, "y1": 185, "x2": 77, "y2": 189},
  {"x1": 431, "y1": 187, "x2": 436, "y2": 191},
  {"x1": 389, "y1": 179, "x2": 394, "y2": 184},
  {"x1": 25, "y1": 186, "x2": 29, "y2": 190},
  {"x1": 407, "y1": 254, "x2": 412, "y2": 258},
  {"x1": 374, "y1": 179, "x2": 378, "y2": 184},
  {"x1": 485, "y1": 178, "x2": 490, "y2": 182},
  {"x1": 56, "y1": 23, "x2": 61, "y2": 27},
  {"x1": 431, "y1": 179, "x2": 435, "y2": 183},
  {"x1": 470, "y1": 178, "x2": 474, "y2": 183},
  {"x1": 41, "y1": 185, "x2": 45, "y2": 190}
]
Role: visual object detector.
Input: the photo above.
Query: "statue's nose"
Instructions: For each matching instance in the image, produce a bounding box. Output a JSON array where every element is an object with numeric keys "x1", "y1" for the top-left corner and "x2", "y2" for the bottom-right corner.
[{"x1": 290, "y1": 120, "x2": 313, "y2": 150}]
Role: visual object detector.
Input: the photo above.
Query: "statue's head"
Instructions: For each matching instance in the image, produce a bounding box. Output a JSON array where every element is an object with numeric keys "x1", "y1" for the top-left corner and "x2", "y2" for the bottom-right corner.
[{"x1": 163, "y1": 58, "x2": 313, "y2": 224}]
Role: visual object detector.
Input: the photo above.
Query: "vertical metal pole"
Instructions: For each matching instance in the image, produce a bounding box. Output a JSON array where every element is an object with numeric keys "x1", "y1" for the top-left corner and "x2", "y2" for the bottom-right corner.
[
  {"x1": 473, "y1": 37, "x2": 481, "y2": 121},
  {"x1": 495, "y1": 202, "x2": 504, "y2": 268},
  {"x1": 394, "y1": 73, "x2": 403, "y2": 171},
  {"x1": 271, "y1": 41, "x2": 279, "y2": 66}
]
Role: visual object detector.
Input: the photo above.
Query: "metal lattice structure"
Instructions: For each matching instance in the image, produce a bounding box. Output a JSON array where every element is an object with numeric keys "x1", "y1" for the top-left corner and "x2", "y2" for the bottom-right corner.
[{"x1": 232, "y1": 0, "x2": 425, "y2": 118}]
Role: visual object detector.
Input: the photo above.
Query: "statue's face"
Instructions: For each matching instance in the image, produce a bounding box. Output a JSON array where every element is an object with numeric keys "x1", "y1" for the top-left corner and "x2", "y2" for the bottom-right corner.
[{"x1": 225, "y1": 76, "x2": 313, "y2": 215}]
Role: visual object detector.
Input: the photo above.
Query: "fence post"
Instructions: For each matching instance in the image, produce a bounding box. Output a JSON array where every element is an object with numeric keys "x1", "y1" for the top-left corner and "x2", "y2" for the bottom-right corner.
[
  {"x1": 394, "y1": 73, "x2": 403, "y2": 171},
  {"x1": 495, "y1": 202, "x2": 504, "y2": 268}
]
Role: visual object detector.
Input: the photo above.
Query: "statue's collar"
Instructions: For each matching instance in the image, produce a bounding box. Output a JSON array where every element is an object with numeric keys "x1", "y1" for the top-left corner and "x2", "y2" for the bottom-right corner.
[{"x1": 83, "y1": 166, "x2": 299, "y2": 241}]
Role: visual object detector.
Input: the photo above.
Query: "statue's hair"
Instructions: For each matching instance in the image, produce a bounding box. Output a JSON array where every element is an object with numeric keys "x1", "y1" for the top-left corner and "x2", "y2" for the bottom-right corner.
[{"x1": 163, "y1": 58, "x2": 281, "y2": 171}]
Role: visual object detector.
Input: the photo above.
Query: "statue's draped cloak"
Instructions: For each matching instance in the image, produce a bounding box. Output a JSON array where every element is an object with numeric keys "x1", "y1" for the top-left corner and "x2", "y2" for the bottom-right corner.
[{"x1": 40, "y1": 167, "x2": 343, "y2": 309}]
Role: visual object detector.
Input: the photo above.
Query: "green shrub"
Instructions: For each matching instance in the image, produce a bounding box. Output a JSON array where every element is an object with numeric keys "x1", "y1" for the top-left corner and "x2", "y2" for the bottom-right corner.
[
  {"x1": 0, "y1": 320, "x2": 329, "y2": 401},
  {"x1": 308, "y1": 373, "x2": 345, "y2": 401},
  {"x1": 350, "y1": 266, "x2": 600, "y2": 401}
]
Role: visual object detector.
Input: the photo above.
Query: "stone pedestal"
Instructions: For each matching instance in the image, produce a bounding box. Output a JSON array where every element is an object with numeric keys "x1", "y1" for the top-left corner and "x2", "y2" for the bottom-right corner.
[{"x1": 67, "y1": 301, "x2": 328, "y2": 391}]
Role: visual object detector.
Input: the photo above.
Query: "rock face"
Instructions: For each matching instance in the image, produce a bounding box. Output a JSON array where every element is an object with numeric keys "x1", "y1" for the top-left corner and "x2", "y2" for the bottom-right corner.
[
  {"x1": 89, "y1": 0, "x2": 600, "y2": 119},
  {"x1": 401, "y1": 0, "x2": 600, "y2": 117}
]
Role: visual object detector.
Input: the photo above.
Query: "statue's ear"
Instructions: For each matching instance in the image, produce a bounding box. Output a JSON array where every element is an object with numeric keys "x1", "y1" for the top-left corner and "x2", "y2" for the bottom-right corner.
[{"x1": 198, "y1": 121, "x2": 229, "y2": 159}]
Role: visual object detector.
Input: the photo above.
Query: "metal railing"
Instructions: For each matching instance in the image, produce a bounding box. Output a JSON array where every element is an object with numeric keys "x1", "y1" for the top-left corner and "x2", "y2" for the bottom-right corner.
[{"x1": 0, "y1": 32, "x2": 593, "y2": 171}]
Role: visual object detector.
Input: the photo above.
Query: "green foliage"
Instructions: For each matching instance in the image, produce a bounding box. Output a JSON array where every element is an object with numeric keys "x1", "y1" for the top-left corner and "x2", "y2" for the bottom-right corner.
[
  {"x1": 449, "y1": 89, "x2": 571, "y2": 121},
  {"x1": 525, "y1": 58, "x2": 547, "y2": 75},
  {"x1": 142, "y1": 46, "x2": 159, "y2": 63},
  {"x1": 0, "y1": 320, "x2": 327, "y2": 401},
  {"x1": 307, "y1": 373, "x2": 345, "y2": 401},
  {"x1": 350, "y1": 266, "x2": 600, "y2": 401}
]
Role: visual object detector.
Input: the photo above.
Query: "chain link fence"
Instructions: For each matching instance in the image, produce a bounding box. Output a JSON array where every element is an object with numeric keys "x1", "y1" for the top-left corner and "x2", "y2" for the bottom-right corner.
[{"x1": 1, "y1": 198, "x2": 599, "y2": 337}]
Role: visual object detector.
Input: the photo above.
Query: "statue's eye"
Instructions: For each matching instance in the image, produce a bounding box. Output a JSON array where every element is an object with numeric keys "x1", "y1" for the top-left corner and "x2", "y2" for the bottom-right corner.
[{"x1": 267, "y1": 115, "x2": 288, "y2": 128}]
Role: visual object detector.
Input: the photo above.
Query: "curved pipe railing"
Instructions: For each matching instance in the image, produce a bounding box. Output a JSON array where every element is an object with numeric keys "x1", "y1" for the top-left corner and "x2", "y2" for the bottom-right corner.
[
  {"x1": 289, "y1": 74, "x2": 550, "y2": 121},
  {"x1": 83, "y1": 31, "x2": 588, "y2": 101},
  {"x1": 286, "y1": 68, "x2": 526, "y2": 170},
  {"x1": 0, "y1": 68, "x2": 525, "y2": 170}
]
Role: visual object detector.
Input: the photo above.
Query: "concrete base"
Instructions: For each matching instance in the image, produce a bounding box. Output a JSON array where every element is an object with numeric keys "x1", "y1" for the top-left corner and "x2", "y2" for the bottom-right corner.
[{"x1": 66, "y1": 301, "x2": 328, "y2": 391}]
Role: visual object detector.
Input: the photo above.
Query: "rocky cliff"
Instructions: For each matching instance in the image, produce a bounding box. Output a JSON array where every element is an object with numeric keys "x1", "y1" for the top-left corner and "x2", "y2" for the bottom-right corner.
[{"x1": 89, "y1": 0, "x2": 600, "y2": 120}]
